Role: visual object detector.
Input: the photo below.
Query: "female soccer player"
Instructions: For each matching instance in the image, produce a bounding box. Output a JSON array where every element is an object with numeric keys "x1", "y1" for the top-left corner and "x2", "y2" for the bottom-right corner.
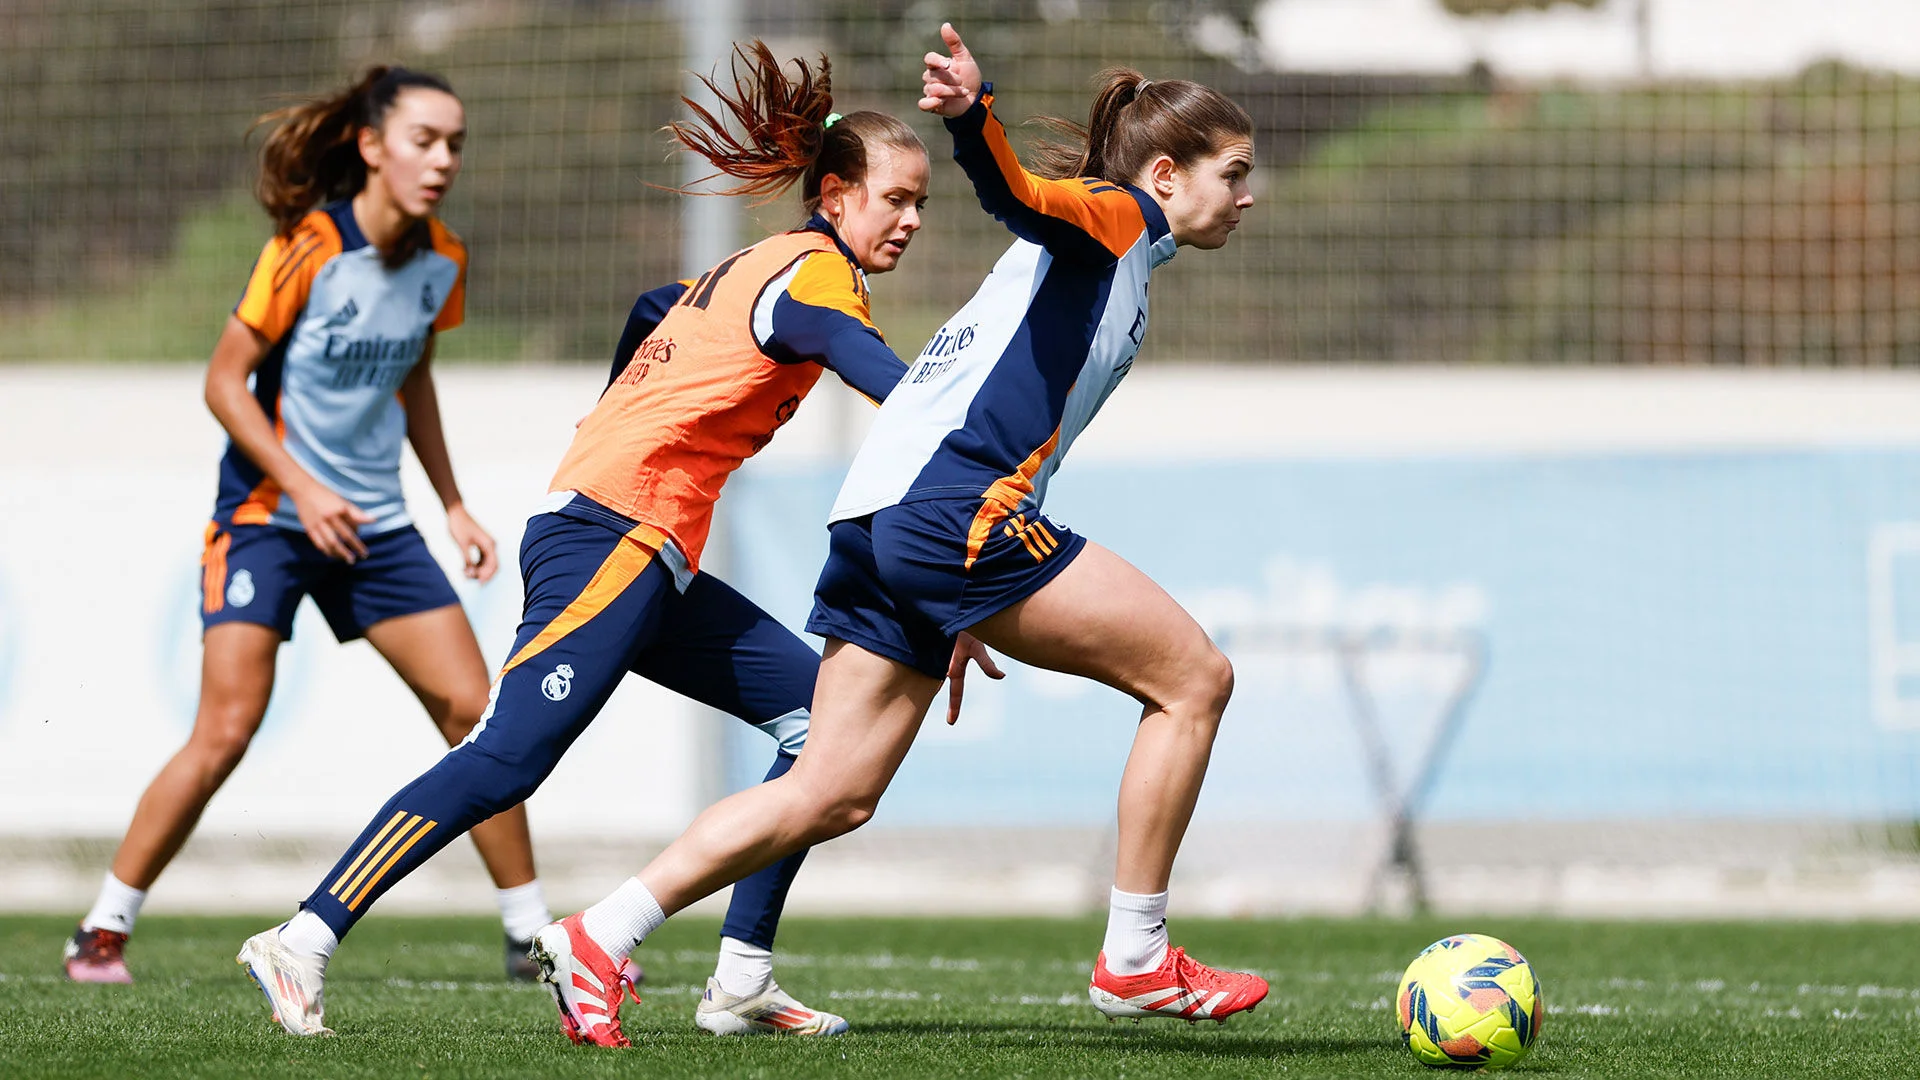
[
  {"x1": 60, "y1": 67, "x2": 557, "y2": 985},
  {"x1": 534, "y1": 24, "x2": 1266, "y2": 1045},
  {"x1": 238, "y1": 44, "x2": 935, "y2": 1041}
]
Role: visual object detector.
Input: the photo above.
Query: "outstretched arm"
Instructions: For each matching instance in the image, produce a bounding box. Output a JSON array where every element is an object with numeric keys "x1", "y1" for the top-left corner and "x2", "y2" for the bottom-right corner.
[
  {"x1": 756, "y1": 252, "x2": 908, "y2": 404},
  {"x1": 921, "y1": 22, "x2": 1143, "y2": 264}
]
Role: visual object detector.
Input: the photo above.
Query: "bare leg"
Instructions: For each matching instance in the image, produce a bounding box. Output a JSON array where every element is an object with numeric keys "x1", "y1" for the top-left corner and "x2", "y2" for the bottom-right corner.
[
  {"x1": 966, "y1": 541, "x2": 1233, "y2": 894},
  {"x1": 364, "y1": 605, "x2": 537, "y2": 890},
  {"x1": 631, "y1": 542, "x2": 1227, "y2": 912},
  {"x1": 637, "y1": 641, "x2": 939, "y2": 914},
  {"x1": 110, "y1": 622, "x2": 281, "y2": 889}
]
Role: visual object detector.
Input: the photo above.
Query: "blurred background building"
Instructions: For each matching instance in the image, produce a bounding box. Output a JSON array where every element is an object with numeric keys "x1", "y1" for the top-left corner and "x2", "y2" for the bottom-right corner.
[{"x1": 4, "y1": 0, "x2": 1920, "y2": 920}]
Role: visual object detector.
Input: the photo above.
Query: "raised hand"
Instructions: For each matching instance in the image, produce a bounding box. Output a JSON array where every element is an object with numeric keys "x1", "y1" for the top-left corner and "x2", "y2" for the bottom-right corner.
[{"x1": 919, "y1": 22, "x2": 983, "y2": 118}]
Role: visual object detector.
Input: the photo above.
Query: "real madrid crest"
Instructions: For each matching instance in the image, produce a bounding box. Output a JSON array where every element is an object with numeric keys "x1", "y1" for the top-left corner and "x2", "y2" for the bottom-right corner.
[{"x1": 541, "y1": 663, "x2": 574, "y2": 702}]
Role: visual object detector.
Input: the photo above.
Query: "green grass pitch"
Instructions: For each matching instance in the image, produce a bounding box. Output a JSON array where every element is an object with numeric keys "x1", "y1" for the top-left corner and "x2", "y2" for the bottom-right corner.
[{"x1": 4, "y1": 914, "x2": 1918, "y2": 1078}]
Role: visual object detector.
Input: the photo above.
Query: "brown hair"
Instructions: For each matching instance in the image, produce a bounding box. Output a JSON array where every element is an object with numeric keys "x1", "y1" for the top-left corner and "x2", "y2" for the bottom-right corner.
[
  {"x1": 1029, "y1": 68, "x2": 1252, "y2": 184},
  {"x1": 252, "y1": 66, "x2": 458, "y2": 262},
  {"x1": 669, "y1": 41, "x2": 924, "y2": 215}
]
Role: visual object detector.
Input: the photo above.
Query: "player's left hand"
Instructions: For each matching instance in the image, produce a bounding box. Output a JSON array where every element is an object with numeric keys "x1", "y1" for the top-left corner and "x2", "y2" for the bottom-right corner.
[
  {"x1": 920, "y1": 22, "x2": 983, "y2": 117},
  {"x1": 946, "y1": 631, "x2": 1005, "y2": 725},
  {"x1": 447, "y1": 503, "x2": 499, "y2": 582}
]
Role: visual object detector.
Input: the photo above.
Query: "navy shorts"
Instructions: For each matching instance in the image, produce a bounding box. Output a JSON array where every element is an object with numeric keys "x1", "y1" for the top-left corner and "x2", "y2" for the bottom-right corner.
[
  {"x1": 806, "y1": 498, "x2": 1087, "y2": 678},
  {"x1": 199, "y1": 523, "x2": 460, "y2": 642}
]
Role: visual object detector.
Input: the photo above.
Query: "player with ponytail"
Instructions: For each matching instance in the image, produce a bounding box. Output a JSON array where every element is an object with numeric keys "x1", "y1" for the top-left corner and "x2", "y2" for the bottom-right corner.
[
  {"x1": 64, "y1": 66, "x2": 557, "y2": 986},
  {"x1": 241, "y1": 43, "x2": 935, "y2": 1042},
  {"x1": 545, "y1": 23, "x2": 1264, "y2": 1046}
]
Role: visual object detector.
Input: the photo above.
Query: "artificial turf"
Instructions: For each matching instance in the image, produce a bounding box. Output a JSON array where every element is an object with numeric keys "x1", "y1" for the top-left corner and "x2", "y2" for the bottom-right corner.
[{"x1": 2, "y1": 913, "x2": 1917, "y2": 1078}]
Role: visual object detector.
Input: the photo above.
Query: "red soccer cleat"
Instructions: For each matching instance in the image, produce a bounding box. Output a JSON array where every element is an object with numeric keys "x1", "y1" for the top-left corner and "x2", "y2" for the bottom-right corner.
[
  {"x1": 528, "y1": 914, "x2": 641, "y2": 1048},
  {"x1": 64, "y1": 926, "x2": 133, "y2": 984},
  {"x1": 1089, "y1": 946, "x2": 1269, "y2": 1023}
]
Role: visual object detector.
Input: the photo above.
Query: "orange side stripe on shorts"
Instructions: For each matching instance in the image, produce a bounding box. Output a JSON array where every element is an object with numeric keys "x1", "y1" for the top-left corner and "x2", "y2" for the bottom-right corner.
[
  {"x1": 328, "y1": 810, "x2": 410, "y2": 898},
  {"x1": 347, "y1": 819, "x2": 438, "y2": 911},
  {"x1": 498, "y1": 524, "x2": 661, "y2": 678},
  {"x1": 965, "y1": 428, "x2": 1062, "y2": 571},
  {"x1": 201, "y1": 525, "x2": 231, "y2": 615},
  {"x1": 336, "y1": 814, "x2": 423, "y2": 902}
]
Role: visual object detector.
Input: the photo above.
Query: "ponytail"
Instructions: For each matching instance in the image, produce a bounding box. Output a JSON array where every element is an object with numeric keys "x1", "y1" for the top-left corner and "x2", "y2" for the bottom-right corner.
[
  {"x1": 669, "y1": 42, "x2": 924, "y2": 215},
  {"x1": 252, "y1": 65, "x2": 458, "y2": 239},
  {"x1": 1029, "y1": 68, "x2": 1252, "y2": 185}
]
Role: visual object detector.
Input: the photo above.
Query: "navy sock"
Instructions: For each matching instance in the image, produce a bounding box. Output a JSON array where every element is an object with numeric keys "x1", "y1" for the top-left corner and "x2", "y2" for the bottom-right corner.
[{"x1": 717, "y1": 751, "x2": 807, "y2": 950}]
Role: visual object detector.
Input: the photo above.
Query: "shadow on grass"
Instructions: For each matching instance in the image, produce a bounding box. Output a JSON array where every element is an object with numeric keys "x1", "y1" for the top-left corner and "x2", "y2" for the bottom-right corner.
[{"x1": 854, "y1": 1019, "x2": 1385, "y2": 1059}]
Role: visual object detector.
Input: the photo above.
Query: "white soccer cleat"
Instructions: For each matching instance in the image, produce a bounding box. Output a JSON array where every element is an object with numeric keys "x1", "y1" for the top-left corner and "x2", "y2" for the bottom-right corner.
[
  {"x1": 694, "y1": 977, "x2": 850, "y2": 1036},
  {"x1": 236, "y1": 926, "x2": 333, "y2": 1036}
]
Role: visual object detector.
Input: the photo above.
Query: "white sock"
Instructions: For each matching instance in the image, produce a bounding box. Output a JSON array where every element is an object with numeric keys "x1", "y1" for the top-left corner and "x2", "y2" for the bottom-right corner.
[
  {"x1": 713, "y1": 936, "x2": 774, "y2": 998},
  {"x1": 580, "y1": 877, "x2": 666, "y2": 962},
  {"x1": 1102, "y1": 886, "x2": 1170, "y2": 976},
  {"x1": 81, "y1": 872, "x2": 146, "y2": 936},
  {"x1": 278, "y1": 910, "x2": 339, "y2": 962},
  {"x1": 495, "y1": 880, "x2": 551, "y2": 942}
]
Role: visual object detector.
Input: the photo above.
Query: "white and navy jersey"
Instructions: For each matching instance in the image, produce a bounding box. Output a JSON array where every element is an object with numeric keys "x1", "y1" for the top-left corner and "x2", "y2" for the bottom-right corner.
[
  {"x1": 829, "y1": 90, "x2": 1177, "y2": 566},
  {"x1": 213, "y1": 200, "x2": 466, "y2": 535}
]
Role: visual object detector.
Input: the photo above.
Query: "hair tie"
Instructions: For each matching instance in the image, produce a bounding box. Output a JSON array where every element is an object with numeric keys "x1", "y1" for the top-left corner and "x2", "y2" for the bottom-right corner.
[
  {"x1": 824, "y1": 112, "x2": 843, "y2": 129},
  {"x1": 1136, "y1": 80, "x2": 1152, "y2": 93}
]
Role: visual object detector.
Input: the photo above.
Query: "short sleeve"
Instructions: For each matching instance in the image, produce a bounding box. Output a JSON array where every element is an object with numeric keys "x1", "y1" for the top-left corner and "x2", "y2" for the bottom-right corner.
[
  {"x1": 430, "y1": 219, "x2": 467, "y2": 332},
  {"x1": 233, "y1": 217, "x2": 338, "y2": 341}
]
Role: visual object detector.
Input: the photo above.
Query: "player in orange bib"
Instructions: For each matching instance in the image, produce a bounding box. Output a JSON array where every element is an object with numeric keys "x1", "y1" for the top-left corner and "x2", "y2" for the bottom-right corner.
[{"x1": 240, "y1": 44, "x2": 936, "y2": 1042}]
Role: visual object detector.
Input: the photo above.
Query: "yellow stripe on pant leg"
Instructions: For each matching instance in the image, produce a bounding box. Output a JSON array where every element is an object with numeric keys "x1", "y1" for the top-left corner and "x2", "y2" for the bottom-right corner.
[
  {"x1": 328, "y1": 810, "x2": 409, "y2": 897},
  {"x1": 347, "y1": 821, "x2": 439, "y2": 911},
  {"x1": 336, "y1": 814, "x2": 422, "y2": 902}
]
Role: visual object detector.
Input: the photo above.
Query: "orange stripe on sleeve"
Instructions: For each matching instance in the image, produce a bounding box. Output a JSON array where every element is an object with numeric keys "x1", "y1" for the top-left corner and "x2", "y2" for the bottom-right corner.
[
  {"x1": 234, "y1": 213, "x2": 341, "y2": 341},
  {"x1": 977, "y1": 104, "x2": 1144, "y2": 259}
]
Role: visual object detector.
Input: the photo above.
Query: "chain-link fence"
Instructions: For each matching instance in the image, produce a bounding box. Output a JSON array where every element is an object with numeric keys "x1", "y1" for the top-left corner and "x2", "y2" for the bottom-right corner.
[{"x1": 4, "y1": 0, "x2": 1917, "y2": 364}]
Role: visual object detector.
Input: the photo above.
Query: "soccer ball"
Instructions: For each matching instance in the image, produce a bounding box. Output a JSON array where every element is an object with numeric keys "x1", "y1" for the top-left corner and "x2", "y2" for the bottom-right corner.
[{"x1": 1395, "y1": 933, "x2": 1544, "y2": 1071}]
